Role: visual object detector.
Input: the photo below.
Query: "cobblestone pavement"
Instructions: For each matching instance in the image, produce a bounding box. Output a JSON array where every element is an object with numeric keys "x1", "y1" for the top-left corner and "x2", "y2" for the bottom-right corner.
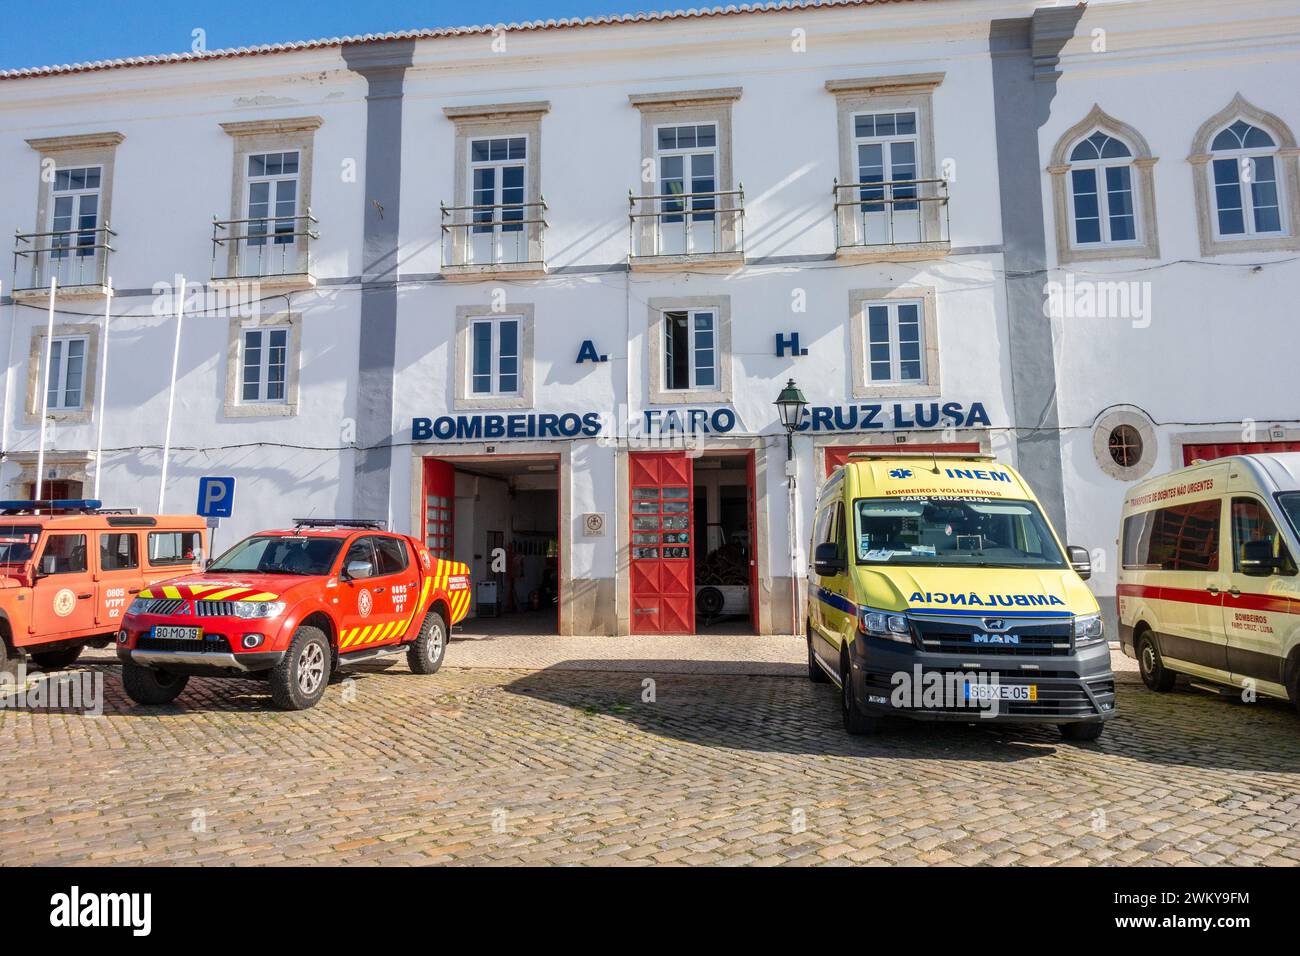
[{"x1": 1, "y1": 659, "x2": 1297, "y2": 866}]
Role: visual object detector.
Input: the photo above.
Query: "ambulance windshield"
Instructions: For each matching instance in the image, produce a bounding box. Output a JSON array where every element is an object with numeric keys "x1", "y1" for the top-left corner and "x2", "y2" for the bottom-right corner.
[
  {"x1": 853, "y1": 496, "x2": 1067, "y2": 568},
  {"x1": 0, "y1": 525, "x2": 39, "y2": 567},
  {"x1": 209, "y1": 535, "x2": 344, "y2": 576}
]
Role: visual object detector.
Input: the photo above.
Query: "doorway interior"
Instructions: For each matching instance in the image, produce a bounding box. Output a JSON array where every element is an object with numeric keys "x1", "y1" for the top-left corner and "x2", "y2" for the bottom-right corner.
[{"x1": 692, "y1": 452, "x2": 757, "y2": 634}]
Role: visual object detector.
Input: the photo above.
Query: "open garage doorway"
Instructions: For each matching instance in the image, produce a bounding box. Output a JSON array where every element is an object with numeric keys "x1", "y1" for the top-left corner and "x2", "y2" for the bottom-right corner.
[{"x1": 424, "y1": 454, "x2": 560, "y2": 636}]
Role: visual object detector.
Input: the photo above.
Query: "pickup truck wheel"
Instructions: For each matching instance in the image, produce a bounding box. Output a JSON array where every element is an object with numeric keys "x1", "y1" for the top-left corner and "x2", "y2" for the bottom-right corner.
[
  {"x1": 841, "y1": 650, "x2": 881, "y2": 735},
  {"x1": 1137, "y1": 631, "x2": 1176, "y2": 692},
  {"x1": 407, "y1": 609, "x2": 447, "y2": 675},
  {"x1": 30, "y1": 646, "x2": 82, "y2": 671},
  {"x1": 1059, "y1": 721, "x2": 1105, "y2": 742},
  {"x1": 122, "y1": 662, "x2": 189, "y2": 705},
  {"x1": 270, "y1": 626, "x2": 331, "y2": 711}
]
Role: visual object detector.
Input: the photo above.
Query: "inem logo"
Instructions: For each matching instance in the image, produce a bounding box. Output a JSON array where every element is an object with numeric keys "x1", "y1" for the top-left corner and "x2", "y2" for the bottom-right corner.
[{"x1": 49, "y1": 886, "x2": 151, "y2": 936}]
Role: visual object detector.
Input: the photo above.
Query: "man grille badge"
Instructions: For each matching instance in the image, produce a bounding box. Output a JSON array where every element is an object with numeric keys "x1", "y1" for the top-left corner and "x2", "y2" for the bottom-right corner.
[{"x1": 983, "y1": 619, "x2": 1008, "y2": 631}]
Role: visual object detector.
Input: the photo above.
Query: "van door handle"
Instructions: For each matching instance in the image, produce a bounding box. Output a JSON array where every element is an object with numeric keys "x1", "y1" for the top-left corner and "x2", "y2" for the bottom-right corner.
[
  {"x1": 1227, "y1": 587, "x2": 1242, "y2": 597},
  {"x1": 1205, "y1": 586, "x2": 1220, "y2": 594},
  {"x1": 127, "y1": 588, "x2": 141, "y2": 595},
  {"x1": 373, "y1": 586, "x2": 387, "y2": 594},
  {"x1": 77, "y1": 593, "x2": 92, "y2": 600}
]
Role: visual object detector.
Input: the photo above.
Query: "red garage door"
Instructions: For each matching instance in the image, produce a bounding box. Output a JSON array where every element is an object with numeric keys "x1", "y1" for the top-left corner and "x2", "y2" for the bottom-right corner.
[
  {"x1": 824, "y1": 442, "x2": 982, "y2": 477},
  {"x1": 1183, "y1": 441, "x2": 1300, "y2": 466},
  {"x1": 629, "y1": 452, "x2": 694, "y2": 634}
]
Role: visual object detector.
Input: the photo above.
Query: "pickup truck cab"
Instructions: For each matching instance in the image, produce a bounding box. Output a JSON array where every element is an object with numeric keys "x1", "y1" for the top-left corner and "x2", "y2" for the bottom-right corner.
[
  {"x1": 0, "y1": 499, "x2": 206, "y2": 672},
  {"x1": 118, "y1": 518, "x2": 471, "y2": 710}
]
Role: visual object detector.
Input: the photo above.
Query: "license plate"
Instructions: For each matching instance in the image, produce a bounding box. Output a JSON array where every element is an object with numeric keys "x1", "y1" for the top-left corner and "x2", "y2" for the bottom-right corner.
[
  {"x1": 964, "y1": 683, "x2": 1037, "y2": 702},
  {"x1": 152, "y1": 625, "x2": 202, "y2": 641}
]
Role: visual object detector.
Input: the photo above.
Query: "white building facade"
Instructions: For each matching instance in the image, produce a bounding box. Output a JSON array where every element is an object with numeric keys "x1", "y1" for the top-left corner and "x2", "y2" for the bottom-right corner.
[{"x1": 1, "y1": 0, "x2": 1296, "y2": 636}]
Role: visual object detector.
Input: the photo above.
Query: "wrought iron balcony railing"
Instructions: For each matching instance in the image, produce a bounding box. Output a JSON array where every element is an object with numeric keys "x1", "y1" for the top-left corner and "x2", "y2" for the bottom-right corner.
[
  {"x1": 440, "y1": 199, "x2": 547, "y2": 272},
  {"x1": 833, "y1": 177, "x2": 950, "y2": 253},
  {"x1": 12, "y1": 225, "x2": 115, "y2": 292},
  {"x1": 628, "y1": 186, "x2": 744, "y2": 261},
  {"x1": 211, "y1": 211, "x2": 317, "y2": 282}
]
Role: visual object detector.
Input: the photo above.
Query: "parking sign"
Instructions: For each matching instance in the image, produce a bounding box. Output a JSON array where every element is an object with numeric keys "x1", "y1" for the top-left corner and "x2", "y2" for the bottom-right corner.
[{"x1": 197, "y1": 476, "x2": 236, "y2": 518}]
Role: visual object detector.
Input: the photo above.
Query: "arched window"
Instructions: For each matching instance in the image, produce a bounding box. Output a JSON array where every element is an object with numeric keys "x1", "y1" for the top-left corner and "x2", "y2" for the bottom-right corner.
[
  {"x1": 1067, "y1": 131, "x2": 1137, "y2": 246},
  {"x1": 1208, "y1": 120, "x2": 1282, "y2": 237}
]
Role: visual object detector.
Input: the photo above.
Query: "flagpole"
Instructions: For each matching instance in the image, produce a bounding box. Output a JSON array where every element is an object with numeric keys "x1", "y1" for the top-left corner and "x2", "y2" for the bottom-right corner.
[
  {"x1": 91, "y1": 277, "x2": 113, "y2": 501},
  {"x1": 158, "y1": 275, "x2": 185, "y2": 514},
  {"x1": 34, "y1": 277, "x2": 57, "y2": 511}
]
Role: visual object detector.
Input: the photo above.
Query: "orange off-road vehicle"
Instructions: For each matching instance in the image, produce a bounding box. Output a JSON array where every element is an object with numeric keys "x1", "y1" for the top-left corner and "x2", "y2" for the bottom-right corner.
[
  {"x1": 0, "y1": 500, "x2": 206, "y2": 672},
  {"x1": 118, "y1": 518, "x2": 471, "y2": 710}
]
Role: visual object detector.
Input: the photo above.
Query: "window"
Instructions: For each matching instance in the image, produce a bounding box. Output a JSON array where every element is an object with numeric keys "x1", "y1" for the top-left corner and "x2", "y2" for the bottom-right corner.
[
  {"x1": 657, "y1": 123, "x2": 717, "y2": 227},
  {"x1": 863, "y1": 300, "x2": 923, "y2": 384},
  {"x1": 1067, "y1": 131, "x2": 1136, "y2": 246},
  {"x1": 853, "y1": 110, "x2": 919, "y2": 244},
  {"x1": 241, "y1": 327, "x2": 289, "y2": 403},
  {"x1": 470, "y1": 136, "x2": 526, "y2": 236},
  {"x1": 854, "y1": 497, "x2": 1066, "y2": 568},
  {"x1": 1210, "y1": 121, "x2": 1283, "y2": 238},
  {"x1": 663, "y1": 309, "x2": 717, "y2": 391},
  {"x1": 99, "y1": 532, "x2": 139, "y2": 571},
  {"x1": 1230, "y1": 498, "x2": 1296, "y2": 575},
  {"x1": 1108, "y1": 424, "x2": 1143, "y2": 468},
  {"x1": 209, "y1": 535, "x2": 340, "y2": 575},
  {"x1": 1122, "y1": 500, "x2": 1220, "y2": 571},
  {"x1": 44, "y1": 335, "x2": 88, "y2": 410},
  {"x1": 342, "y1": 539, "x2": 376, "y2": 578},
  {"x1": 49, "y1": 166, "x2": 101, "y2": 262},
  {"x1": 370, "y1": 536, "x2": 410, "y2": 576},
  {"x1": 38, "y1": 534, "x2": 87, "y2": 575},
  {"x1": 470, "y1": 317, "x2": 520, "y2": 396},
  {"x1": 148, "y1": 531, "x2": 203, "y2": 567},
  {"x1": 246, "y1": 151, "x2": 300, "y2": 247}
]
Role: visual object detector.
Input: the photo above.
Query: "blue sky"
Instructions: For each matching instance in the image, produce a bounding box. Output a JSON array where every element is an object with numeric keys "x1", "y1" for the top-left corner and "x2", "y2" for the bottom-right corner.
[{"x1": 0, "y1": 1, "x2": 673, "y2": 70}]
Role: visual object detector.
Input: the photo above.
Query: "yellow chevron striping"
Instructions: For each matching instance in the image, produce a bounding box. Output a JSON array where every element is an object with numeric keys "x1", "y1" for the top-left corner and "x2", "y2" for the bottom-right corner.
[
  {"x1": 340, "y1": 629, "x2": 357, "y2": 649},
  {"x1": 355, "y1": 625, "x2": 373, "y2": 646},
  {"x1": 139, "y1": 589, "x2": 154, "y2": 599},
  {"x1": 162, "y1": 585, "x2": 182, "y2": 600},
  {"x1": 205, "y1": 587, "x2": 246, "y2": 601},
  {"x1": 186, "y1": 584, "x2": 219, "y2": 597},
  {"x1": 240, "y1": 592, "x2": 279, "y2": 602}
]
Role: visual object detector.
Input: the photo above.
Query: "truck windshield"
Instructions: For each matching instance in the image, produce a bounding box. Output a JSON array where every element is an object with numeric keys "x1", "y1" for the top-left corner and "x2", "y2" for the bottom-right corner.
[
  {"x1": 208, "y1": 535, "x2": 343, "y2": 576},
  {"x1": 1278, "y1": 493, "x2": 1300, "y2": 539},
  {"x1": 0, "y1": 525, "x2": 40, "y2": 567},
  {"x1": 854, "y1": 496, "x2": 1067, "y2": 568}
]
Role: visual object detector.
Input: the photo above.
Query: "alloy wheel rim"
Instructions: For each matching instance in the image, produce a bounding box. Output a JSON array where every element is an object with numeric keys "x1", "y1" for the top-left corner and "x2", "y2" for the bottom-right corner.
[
  {"x1": 297, "y1": 642, "x2": 325, "y2": 694},
  {"x1": 429, "y1": 625, "x2": 444, "y2": 662}
]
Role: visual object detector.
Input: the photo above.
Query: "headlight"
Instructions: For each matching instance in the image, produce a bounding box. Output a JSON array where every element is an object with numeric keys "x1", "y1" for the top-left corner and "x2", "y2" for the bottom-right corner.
[
  {"x1": 1074, "y1": 614, "x2": 1105, "y2": 647},
  {"x1": 859, "y1": 607, "x2": 912, "y2": 643},
  {"x1": 126, "y1": 598, "x2": 153, "y2": 615},
  {"x1": 230, "y1": 601, "x2": 286, "y2": 620}
]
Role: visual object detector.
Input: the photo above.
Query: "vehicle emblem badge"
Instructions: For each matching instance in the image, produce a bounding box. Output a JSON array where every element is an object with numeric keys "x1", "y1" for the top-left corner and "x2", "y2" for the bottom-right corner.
[
  {"x1": 984, "y1": 619, "x2": 1008, "y2": 631},
  {"x1": 358, "y1": 589, "x2": 373, "y2": 618},
  {"x1": 52, "y1": 588, "x2": 77, "y2": 618}
]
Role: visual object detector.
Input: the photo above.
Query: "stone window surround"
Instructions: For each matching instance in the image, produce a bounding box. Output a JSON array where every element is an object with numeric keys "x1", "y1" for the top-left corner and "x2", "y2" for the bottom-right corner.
[
  {"x1": 825, "y1": 73, "x2": 945, "y2": 256},
  {"x1": 628, "y1": 88, "x2": 742, "y2": 261},
  {"x1": 443, "y1": 101, "x2": 550, "y2": 274},
  {"x1": 25, "y1": 321, "x2": 101, "y2": 424},
  {"x1": 23, "y1": 131, "x2": 125, "y2": 295},
  {"x1": 1188, "y1": 93, "x2": 1300, "y2": 257},
  {"x1": 1092, "y1": 406, "x2": 1158, "y2": 481},
  {"x1": 848, "y1": 286, "x2": 940, "y2": 399},
  {"x1": 1048, "y1": 104, "x2": 1160, "y2": 264},
  {"x1": 646, "y1": 295, "x2": 733, "y2": 405},
  {"x1": 223, "y1": 311, "x2": 303, "y2": 418},
  {"x1": 453, "y1": 303, "x2": 536, "y2": 410},
  {"x1": 217, "y1": 116, "x2": 322, "y2": 280},
  {"x1": 6, "y1": 451, "x2": 95, "y2": 498}
]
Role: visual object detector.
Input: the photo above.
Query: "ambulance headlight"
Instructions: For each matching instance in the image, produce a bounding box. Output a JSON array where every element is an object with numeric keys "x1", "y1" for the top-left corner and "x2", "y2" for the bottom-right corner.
[
  {"x1": 859, "y1": 607, "x2": 912, "y2": 643},
  {"x1": 1073, "y1": 614, "x2": 1105, "y2": 647},
  {"x1": 231, "y1": 601, "x2": 286, "y2": 620},
  {"x1": 127, "y1": 598, "x2": 153, "y2": 616}
]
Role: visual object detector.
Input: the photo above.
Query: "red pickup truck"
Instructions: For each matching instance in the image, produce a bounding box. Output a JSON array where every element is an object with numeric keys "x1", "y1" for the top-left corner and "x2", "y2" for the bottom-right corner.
[{"x1": 118, "y1": 519, "x2": 470, "y2": 710}]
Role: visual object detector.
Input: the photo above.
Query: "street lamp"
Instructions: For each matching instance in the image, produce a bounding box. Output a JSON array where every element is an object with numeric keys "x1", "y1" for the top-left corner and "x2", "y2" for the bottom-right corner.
[{"x1": 774, "y1": 378, "x2": 808, "y2": 461}]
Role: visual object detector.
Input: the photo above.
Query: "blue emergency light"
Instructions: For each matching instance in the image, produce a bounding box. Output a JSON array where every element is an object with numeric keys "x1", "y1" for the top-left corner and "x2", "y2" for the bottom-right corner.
[{"x1": 0, "y1": 499, "x2": 104, "y2": 514}]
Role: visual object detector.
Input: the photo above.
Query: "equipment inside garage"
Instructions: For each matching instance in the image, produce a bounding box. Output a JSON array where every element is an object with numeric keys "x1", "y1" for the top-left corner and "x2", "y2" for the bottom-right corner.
[
  {"x1": 692, "y1": 452, "x2": 754, "y2": 633},
  {"x1": 423, "y1": 456, "x2": 559, "y2": 635}
]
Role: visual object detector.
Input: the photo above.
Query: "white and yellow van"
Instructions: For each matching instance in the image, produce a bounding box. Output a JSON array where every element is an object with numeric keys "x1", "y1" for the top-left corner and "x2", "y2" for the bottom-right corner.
[
  {"x1": 1118, "y1": 453, "x2": 1300, "y2": 709},
  {"x1": 808, "y1": 452, "x2": 1114, "y2": 740}
]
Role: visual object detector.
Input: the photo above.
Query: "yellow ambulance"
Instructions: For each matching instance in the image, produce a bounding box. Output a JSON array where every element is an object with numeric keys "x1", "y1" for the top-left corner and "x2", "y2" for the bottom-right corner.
[
  {"x1": 1117, "y1": 453, "x2": 1300, "y2": 709},
  {"x1": 807, "y1": 452, "x2": 1114, "y2": 740}
]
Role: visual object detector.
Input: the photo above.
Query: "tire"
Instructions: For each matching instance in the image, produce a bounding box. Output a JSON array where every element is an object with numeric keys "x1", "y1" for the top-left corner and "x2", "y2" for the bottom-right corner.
[
  {"x1": 1287, "y1": 663, "x2": 1300, "y2": 717},
  {"x1": 0, "y1": 636, "x2": 15, "y2": 677},
  {"x1": 30, "y1": 645, "x2": 82, "y2": 671},
  {"x1": 807, "y1": 629, "x2": 829, "y2": 683},
  {"x1": 1137, "y1": 630, "x2": 1176, "y2": 692},
  {"x1": 270, "y1": 626, "x2": 331, "y2": 711},
  {"x1": 840, "y1": 650, "x2": 881, "y2": 735},
  {"x1": 697, "y1": 587, "x2": 725, "y2": 620},
  {"x1": 407, "y1": 609, "x2": 447, "y2": 675},
  {"x1": 122, "y1": 662, "x2": 189, "y2": 705},
  {"x1": 1059, "y1": 721, "x2": 1105, "y2": 742}
]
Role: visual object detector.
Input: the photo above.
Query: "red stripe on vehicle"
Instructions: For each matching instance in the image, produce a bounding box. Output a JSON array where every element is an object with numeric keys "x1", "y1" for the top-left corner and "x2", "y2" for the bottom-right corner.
[{"x1": 1118, "y1": 583, "x2": 1298, "y2": 615}]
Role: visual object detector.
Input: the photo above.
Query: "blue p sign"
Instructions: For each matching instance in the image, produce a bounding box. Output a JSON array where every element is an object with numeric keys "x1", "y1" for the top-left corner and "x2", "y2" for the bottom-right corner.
[{"x1": 197, "y1": 477, "x2": 236, "y2": 518}]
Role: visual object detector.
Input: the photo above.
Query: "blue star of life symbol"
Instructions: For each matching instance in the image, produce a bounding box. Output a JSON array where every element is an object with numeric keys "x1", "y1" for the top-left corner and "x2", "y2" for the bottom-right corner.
[{"x1": 889, "y1": 468, "x2": 913, "y2": 479}]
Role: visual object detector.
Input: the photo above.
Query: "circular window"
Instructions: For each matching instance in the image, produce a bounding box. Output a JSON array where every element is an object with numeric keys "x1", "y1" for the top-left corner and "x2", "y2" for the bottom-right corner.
[{"x1": 1108, "y1": 424, "x2": 1143, "y2": 468}]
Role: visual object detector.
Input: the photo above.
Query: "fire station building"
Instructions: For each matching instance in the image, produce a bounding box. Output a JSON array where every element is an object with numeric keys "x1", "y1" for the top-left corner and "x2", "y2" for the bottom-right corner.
[{"x1": 1, "y1": 0, "x2": 1298, "y2": 636}]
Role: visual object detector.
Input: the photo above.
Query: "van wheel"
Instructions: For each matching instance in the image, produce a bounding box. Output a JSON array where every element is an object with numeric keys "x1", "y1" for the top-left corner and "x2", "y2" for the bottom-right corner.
[
  {"x1": 840, "y1": 651, "x2": 880, "y2": 735},
  {"x1": 270, "y1": 626, "x2": 331, "y2": 710},
  {"x1": 30, "y1": 646, "x2": 82, "y2": 671},
  {"x1": 122, "y1": 663, "x2": 189, "y2": 705},
  {"x1": 1288, "y1": 665, "x2": 1300, "y2": 717},
  {"x1": 1059, "y1": 722, "x2": 1104, "y2": 742},
  {"x1": 807, "y1": 629, "x2": 829, "y2": 683},
  {"x1": 407, "y1": 609, "x2": 447, "y2": 675},
  {"x1": 1137, "y1": 631, "x2": 1176, "y2": 691}
]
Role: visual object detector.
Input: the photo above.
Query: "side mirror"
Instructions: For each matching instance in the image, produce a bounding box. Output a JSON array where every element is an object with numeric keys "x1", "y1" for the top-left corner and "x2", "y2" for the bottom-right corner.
[
  {"x1": 813, "y1": 541, "x2": 845, "y2": 577},
  {"x1": 1067, "y1": 545, "x2": 1092, "y2": 581},
  {"x1": 1239, "y1": 540, "x2": 1278, "y2": 577},
  {"x1": 344, "y1": 559, "x2": 374, "y2": 580}
]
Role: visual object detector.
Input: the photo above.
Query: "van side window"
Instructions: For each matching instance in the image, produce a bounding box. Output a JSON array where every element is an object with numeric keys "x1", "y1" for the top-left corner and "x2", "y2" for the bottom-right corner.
[
  {"x1": 833, "y1": 503, "x2": 847, "y2": 562},
  {"x1": 1230, "y1": 498, "x2": 1296, "y2": 575},
  {"x1": 100, "y1": 532, "x2": 139, "y2": 571},
  {"x1": 813, "y1": 504, "x2": 835, "y2": 550},
  {"x1": 38, "y1": 534, "x2": 88, "y2": 575},
  {"x1": 1122, "y1": 500, "x2": 1220, "y2": 571},
  {"x1": 148, "y1": 531, "x2": 202, "y2": 567}
]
